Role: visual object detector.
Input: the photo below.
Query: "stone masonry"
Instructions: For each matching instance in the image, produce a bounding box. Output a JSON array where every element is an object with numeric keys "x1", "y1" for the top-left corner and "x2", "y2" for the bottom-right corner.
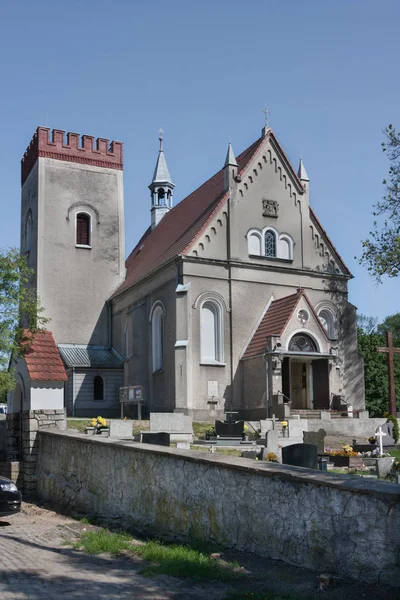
[{"x1": 6, "y1": 410, "x2": 66, "y2": 494}]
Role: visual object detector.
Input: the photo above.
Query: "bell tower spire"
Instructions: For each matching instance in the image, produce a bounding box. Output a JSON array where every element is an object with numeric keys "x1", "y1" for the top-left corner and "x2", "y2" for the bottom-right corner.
[{"x1": 149, "y1": 129, "x2": 175, "y2": 229}]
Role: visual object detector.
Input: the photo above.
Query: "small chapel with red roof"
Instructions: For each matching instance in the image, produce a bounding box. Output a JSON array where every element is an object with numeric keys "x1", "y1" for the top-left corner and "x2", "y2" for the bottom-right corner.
[{"x1": 8, "y1": 122, "x2": 365, "y2": 420}]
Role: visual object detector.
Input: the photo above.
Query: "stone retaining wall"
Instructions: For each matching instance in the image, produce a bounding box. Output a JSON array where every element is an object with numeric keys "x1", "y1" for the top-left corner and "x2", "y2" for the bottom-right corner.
[
  {"x1": 7, "y1": 410, "x2": 66, "y2": 493},
  {"x1": 36, "y1": 429, "x2": 400, "y2": 587}
]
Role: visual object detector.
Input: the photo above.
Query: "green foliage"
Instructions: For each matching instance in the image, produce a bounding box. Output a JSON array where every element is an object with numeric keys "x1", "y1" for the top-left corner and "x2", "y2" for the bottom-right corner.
[
  {"x1": 387, "y1": 415, "x2": 399, "y2": 443},
  {"x1": 359, "y1": 125, "x2": 400, "y2": 280},
  {"x1": 357, "y1": 325, "x2": 400, "y2": 417},
  {"x1": 73, "y1": 529, "x2": 241, "y2": 581},
  {"x1": 0, "y1": 247, "x2": 48, "y2": 395}
]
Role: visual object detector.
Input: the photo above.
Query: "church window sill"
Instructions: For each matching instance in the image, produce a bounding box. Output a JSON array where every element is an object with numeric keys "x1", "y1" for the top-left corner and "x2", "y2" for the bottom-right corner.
[
  {"x1": 200, "y1": 362, "x2": 226, "y2": 367},
  {"x1": 76, "y1": 244, "x2": 92, "y2": 249},
  {"x1": 249, "y1": 254, "x2": 293, "y2": 263}
]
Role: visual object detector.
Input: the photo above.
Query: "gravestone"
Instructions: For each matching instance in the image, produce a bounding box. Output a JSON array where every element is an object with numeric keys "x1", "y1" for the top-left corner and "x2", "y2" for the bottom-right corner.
[
  {"x1": 303, "y1": 429, "x2": 326, "y2": 455},
  {"x1": 215, "y1": 420, "x2": 244, "y2": 438},
  {"x1": 240, "y1": 450, "x2": 260, "y2": 460},
  {"x1": 141, "y1": 432, "x2": 170, "y2": 446},
  {"x1": 149, "y1": 413, "x2": 193, "y2": 442},
  {"x1": 282, "y1": 443, "x2": 318, "y2": 470},
  {"x1": 108, "y1": 420, "x2": 132, "y2": 439},
  {"x1": 375, "y1": 422, "x2": 395, "y2": 446}
]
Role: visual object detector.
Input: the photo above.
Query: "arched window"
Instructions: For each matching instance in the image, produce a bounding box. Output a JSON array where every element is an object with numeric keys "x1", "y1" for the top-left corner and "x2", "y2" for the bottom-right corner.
[
  {"x1": 264, "y1": 230, "x2": 276, "y2": 257},
  {"x1": 278, "y1": 236, "x2": 291, "y2": 259},
  {"x1": 152, "y1": 305, "x2": 164, "y2": 372},
  {"x1": 318, "y1": 309, "x2": 335, "y2": 338},
  {"x1": 76, "y1": 213, "x2": 91, "y2": 246},
  {"x1": 200, "y1": 300, "x2": 223, "y2": 363},
  {"x1": 25, "y1": 211, "x2": 32, "y2": 254},
  {"x1": 94, "y1": 376, "x2": 104, "y2": 400},
  {"x1": 289, "y1": 334, "x2": 318, "y2": 353},
  {"x1": 248, "y1": 232, "x2": 262, "y2": 255},
  {"x1": 157, "y1": 188, "x2": 165, "y2": 206}
]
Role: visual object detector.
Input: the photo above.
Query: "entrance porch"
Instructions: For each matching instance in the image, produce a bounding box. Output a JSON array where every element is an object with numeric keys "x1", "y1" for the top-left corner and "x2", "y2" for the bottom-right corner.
[{"x1": 282, "y1": 356, "x2": 330, "y2": 411}]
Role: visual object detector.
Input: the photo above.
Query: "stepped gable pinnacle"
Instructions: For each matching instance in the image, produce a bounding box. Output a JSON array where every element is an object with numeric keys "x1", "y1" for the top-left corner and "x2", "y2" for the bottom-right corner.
[
  {"x1": 151, "y1": 129, "x2": 173, "y2": 186},
  {"x1": 297, "y1": 157, "x2": 309, "y2": 182},
  {"x1": 21, "y1": 127, "x2": 123, "y2": 185},
  {"x1": 224, "y1": 142, "x2": 238, "y2": 167}
]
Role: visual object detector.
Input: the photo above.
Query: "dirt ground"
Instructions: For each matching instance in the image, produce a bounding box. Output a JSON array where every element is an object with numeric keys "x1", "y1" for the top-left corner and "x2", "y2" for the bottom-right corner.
[{"x1": 0, "y1": 502, "x2": 397, "y2": 600}]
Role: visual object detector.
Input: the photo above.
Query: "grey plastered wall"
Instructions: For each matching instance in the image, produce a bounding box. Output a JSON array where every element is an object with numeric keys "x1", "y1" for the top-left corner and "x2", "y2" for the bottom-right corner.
[
  {"x1": 37, "y1": 430, "x2": 400, "y2": 587},
  {"x1": 111, "y1": 263, "x2": 177, "y2": 413},
  {"x1": 23, "y1": 158, "x2": 125, "y2": 346}
]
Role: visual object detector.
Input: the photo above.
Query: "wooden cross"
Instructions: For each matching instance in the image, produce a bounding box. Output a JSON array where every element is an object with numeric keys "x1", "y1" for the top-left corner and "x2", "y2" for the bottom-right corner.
[
  {"x1": 377, "y1": 331, "x2": 400, "y2": 416},
  {"x1": 375, "y1": 426, "x2": 387, "y2": 456}
]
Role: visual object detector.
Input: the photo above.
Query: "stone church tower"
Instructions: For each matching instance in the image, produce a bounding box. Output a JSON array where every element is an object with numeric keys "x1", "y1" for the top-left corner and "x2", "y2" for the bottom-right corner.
[{"x1": 20, "y1": 127, "x2": 125, "y2": 345}]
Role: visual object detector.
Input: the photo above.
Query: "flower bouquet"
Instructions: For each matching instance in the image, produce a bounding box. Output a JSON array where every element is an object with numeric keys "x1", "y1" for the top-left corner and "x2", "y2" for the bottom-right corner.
[{"x1": 90, "y1": 416, "x2": 109, "y2": 434}]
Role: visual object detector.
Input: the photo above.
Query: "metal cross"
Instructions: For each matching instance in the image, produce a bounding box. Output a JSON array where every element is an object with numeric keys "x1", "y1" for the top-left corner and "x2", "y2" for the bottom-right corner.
[
  {"x1": 375, "y1": 426, "x2": 387, "y2": 456},
  {"x1": 377, "y1": 331, "x2": 400, "y2": 416},
  {"x1": 262, "y1": 106, "x2": 270, "y2": 128},
  {"x1": 158, "y1": 128, "x2": 164, "y2": 151}
]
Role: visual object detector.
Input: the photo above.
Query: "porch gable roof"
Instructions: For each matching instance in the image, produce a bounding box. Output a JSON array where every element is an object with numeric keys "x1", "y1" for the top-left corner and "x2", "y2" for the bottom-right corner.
[{"x1": 242, "y1": 289, "x2": 329, "y2": 359}]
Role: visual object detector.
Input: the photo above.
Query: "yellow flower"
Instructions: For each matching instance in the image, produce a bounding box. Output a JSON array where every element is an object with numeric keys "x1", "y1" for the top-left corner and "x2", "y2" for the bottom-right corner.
[
  {"x1": 281, "y1": 421, "x2": 288, "y2": 428},
  {"x1": 90, "y1": 419, "x2": 97, "y2": 427}
]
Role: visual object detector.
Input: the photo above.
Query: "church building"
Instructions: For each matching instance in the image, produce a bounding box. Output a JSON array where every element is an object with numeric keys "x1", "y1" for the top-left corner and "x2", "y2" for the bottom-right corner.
[{"x1": 8, "y1": 122, "x2": 365, "y2": 420}]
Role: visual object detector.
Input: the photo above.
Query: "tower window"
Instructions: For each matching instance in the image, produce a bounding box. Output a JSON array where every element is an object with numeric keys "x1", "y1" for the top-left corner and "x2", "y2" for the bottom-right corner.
[
  {"x1": 94, "y1": 375, "x2": 104, "y2": 401},
  {"x1": 157, "y1": 188, "x2": 165, "y2": 206},
  {"x1": 76, "y1": 213, "x2": 91, "y2": 247}
]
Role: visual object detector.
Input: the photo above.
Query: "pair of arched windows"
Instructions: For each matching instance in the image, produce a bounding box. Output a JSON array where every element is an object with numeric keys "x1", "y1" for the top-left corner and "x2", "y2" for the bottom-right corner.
[
  {"x1": 247, "y1": 228, "x2": 293, "y2": 260},
  {"x1": 200, "y1": 299, "x2": 223, "y2": 364},
  {"x1": 76, "y1": 212, "x2": 91, "y2": 247}
]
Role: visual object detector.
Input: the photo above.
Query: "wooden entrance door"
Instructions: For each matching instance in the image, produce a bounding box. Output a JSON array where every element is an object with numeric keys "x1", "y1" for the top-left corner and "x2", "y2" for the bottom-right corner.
[
  {"x1": 312, "y1": 359, "x2": 330, "y2": 409},
  {"x1": 290, "y1": 362, "x2": 308, "y2": 409}
]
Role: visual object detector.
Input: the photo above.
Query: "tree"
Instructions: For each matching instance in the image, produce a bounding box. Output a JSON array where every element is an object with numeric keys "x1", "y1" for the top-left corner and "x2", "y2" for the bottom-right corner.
[
  {"x1": 357, "y1": 313, "x2": 400, "y2": 417},
  {"x1": 360, "y1": 125, "x2": 400, "y2": 280},
  {"x1": 0, "y1": 248, "x2": 48, "y2": 399}
]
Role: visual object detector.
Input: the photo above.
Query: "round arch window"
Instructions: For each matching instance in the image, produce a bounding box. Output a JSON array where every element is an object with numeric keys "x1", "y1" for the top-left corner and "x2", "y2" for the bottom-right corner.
[{"x1": 289, "y1": 334, "x2": 318, "y2": 353}]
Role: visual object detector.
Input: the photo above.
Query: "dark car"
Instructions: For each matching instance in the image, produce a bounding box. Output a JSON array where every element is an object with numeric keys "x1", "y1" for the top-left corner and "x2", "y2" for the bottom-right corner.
[{"x1": 0, "y1": 477, "x2": 21, "y2": 516}]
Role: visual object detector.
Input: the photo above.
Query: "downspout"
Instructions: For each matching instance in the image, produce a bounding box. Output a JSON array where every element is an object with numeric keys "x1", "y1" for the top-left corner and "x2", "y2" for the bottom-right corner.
[
  {"x1": 227, "y1": 191, "x2": 234, "y2": 413},
  {"x1": 72, "y1": 367, "x2": 76, "y2": 417}
]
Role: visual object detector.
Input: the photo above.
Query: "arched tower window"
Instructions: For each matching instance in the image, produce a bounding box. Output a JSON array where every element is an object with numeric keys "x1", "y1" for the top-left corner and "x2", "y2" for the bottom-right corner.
[
  {"x1": 289, "y1": 334, "x2": 318, "y2": 353},
  {"x1": 76, "y1": 213, "x2": 91, "y2": 247},
  {"x1": 318, "y1": 309, "x2": 335, "y2": 338},
  {"x1": 152, "y1": 305, "x2": 164, "y2": 372},
  {"x1": 200, "y1": 300, "x2": 223, "y2": 363},
  {"x1": 94, "y1": 375, "x2": 104, "y2": 400},
  {"x1": 264, "y1": 230, "x2": 276, "y2": 257},
  {"x1": 25, "y1": 210, "x2": 32, "y2": 254}
]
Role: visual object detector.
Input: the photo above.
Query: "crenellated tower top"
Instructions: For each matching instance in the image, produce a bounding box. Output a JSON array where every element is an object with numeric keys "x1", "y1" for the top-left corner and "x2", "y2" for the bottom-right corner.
[{"x1": 21, "y1": 127, "x2": 123, "y2": 185}]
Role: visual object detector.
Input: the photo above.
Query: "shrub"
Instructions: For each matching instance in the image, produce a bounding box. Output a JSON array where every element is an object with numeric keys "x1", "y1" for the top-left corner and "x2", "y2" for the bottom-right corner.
[{"x1": 387, "y1": 415, "x2": 399, "y2": 443}]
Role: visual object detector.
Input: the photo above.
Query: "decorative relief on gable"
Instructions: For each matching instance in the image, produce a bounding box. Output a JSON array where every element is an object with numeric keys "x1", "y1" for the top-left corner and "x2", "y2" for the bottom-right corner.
[{"x1": 262, "y1": 198, "x2": 279, "y2": 218}]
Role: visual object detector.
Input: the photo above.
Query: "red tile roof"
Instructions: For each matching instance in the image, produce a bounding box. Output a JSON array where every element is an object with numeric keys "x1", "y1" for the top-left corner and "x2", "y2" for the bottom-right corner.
[
  {"x1": 112, "y1": 129, "x2": 350, "y2": 298},
  {"x1": 242, "y1": 292, "x2": 301, "y2": 359},
  {"x1": 242, "y1": 288, "x2": 329, "y2": 359},
  {"x1": 22, "y1": 330, "x2": 67, "y2": 381},
  {"x1": 112, "y1": 136, "x2": 265, "y2": 297}
]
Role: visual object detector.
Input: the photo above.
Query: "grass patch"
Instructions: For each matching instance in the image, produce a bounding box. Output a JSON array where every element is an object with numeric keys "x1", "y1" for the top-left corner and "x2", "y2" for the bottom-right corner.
[
  {"x1": 73, "y1": 529, "x2": 241, "y2": 581},
  {"x1": 389, "y1": 450, "x2": 400, "y2": 460},
  {"x1": 193, "y1": 422, "x2": 214, "y2": 439},
  {"x1": 67, "y1": 419, "x2": 89, "y2": 433}
]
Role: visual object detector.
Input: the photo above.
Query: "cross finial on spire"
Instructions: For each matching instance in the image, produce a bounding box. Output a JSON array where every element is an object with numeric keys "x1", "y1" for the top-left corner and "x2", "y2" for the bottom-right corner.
[
  {"x1": 262, "y1": 105, "x2": 270, "y2": 128},
  {"x1": 159, "y1": 128, "x2": 164, "y2": 151}
]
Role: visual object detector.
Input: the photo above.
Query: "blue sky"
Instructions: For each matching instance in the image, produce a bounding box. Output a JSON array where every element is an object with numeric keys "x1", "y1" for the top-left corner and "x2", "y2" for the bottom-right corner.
[{"x1": 1, "y1": 0, "x2": 399, "y2": 321}]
